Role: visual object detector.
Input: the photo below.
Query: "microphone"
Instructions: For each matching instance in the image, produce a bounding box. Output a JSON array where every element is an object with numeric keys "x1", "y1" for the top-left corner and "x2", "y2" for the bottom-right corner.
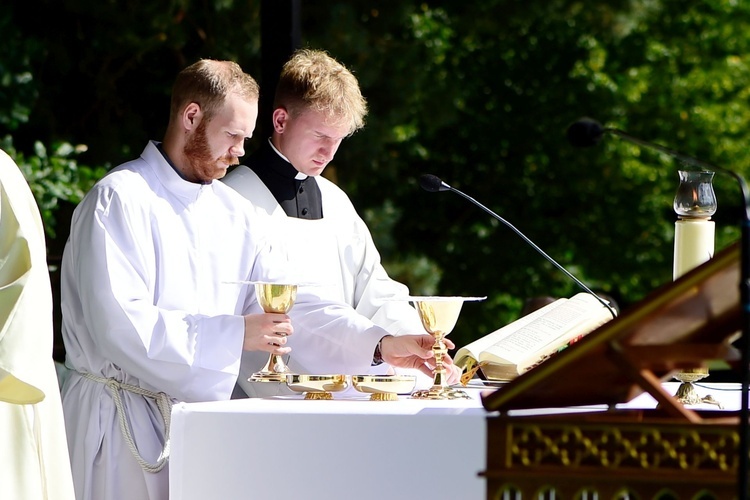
[
  {"x1": 567, "y1": 117, "x2": 750, "y2": 218},
  {"x1": 418, "y1": 174, "x2": 618, "y2": 319}
]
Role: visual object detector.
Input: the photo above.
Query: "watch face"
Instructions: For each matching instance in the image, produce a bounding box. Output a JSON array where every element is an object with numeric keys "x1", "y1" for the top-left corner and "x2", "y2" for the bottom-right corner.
[{"x1": 372, "y1": 338, "x2": 384, "y2": 366}]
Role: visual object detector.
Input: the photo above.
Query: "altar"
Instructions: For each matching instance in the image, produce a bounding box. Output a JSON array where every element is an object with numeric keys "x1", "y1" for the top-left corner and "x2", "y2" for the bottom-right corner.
[
  {"x1": 168, "y1": 382, "x2": 741, "y2": 500},
  {"x1": 166, "y1": 230, "x2": 747, "y2": 499},
  {"x1": 169, "y1": 386, "x2": 489, "y2": 500}
]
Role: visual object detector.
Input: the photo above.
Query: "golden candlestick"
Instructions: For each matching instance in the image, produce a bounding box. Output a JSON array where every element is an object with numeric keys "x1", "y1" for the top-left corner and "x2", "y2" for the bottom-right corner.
[
  {"x1": 672, "y1": 170, "x2": 721, "y2": 407},
  {"x1": 249, "y1": 282, "x2": 297, "y2": 383}
]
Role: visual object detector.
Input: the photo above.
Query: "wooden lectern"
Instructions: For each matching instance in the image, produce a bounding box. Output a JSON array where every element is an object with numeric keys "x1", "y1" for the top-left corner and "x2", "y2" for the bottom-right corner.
[{"x1": 481, "y1": 241, "x2": 742, "y2": 499}]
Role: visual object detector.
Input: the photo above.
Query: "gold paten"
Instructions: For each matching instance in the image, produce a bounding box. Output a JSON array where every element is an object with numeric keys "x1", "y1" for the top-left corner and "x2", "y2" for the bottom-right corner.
[
  {"x1": 352, "y1": 375, "x2": 417, "y2": 401},
  {"x1": 409, "y1": 296, "x2": 484, "y2": 400},
  {"x1": 249, "y1": 283, "x2": 297, "y2": 383},
  {"x1": 286, "y1": 374, "x2": 348, "y2": 400}
]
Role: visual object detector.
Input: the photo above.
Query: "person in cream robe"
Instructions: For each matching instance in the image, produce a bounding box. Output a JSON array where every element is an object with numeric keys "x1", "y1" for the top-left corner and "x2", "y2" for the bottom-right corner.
[
  {"x1": 223, "y1": 49, "x2": 451, "y2": 398},
  {"x1": 0, "y1": 148, "x2": 76, "y2": 500}
]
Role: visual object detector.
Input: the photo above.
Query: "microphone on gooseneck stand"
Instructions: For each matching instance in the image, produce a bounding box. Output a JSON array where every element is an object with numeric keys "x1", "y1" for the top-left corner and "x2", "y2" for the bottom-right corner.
[
  {"x1": 567, "y1": 116, "x2": 750, "y2": 500},
  {"x1": 567, "y1": 117, "x2": 750, "y2": 188},
  {"x1": 418, "y1": 174, "x2": 618, "y2": 319}
]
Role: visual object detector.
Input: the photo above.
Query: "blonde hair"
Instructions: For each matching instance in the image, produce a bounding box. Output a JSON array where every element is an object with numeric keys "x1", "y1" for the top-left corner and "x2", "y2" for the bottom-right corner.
[
  {"x1": 170, "y1": 59, "x2": 259, "y2": 121},
  {"x1": 274, "y1": 49, "x2": 367, "y2": 135}
]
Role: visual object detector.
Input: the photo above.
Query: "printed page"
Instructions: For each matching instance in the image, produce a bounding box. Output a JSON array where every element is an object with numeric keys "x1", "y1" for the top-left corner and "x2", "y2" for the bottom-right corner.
[
  {"x1": 454, "y1": 297, "x2": 566, "y2": 367},
  {"x1": 481, "y1": 293, "x2": 605, "y2": 366}
]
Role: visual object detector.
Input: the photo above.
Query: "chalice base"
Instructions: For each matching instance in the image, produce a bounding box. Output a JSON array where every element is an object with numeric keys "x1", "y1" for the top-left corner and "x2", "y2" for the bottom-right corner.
[
  {"x1": 304, "y1": 392, "x2": 333, "y2": 400},
  {"x1": 370, "y1": 392, "x2": 398, "y2": 402},
  {"x1": 248, "y1": 354, "x2": 293, "y2": 383},
  {"x1": 412, "y1": 385, "x2": 471, "y2": 400},
  {"x1": 249, "y1": 371, "x2": 289, "y2": 383}
]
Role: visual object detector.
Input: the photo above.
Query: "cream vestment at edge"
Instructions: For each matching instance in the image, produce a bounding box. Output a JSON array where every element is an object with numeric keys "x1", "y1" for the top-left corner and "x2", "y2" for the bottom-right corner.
[{"x1": 0, "y1": 149, "x2": 76, "y2": 500}]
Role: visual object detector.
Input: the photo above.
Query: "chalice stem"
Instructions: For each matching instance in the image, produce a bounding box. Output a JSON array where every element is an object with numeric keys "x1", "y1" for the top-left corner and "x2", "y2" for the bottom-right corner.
[
  {"x1": 430, "y1": 334, "x2": 449, "y2": 390},
  {"x1": 431, "y1": 368, "x2": 447, "y2": 390}
]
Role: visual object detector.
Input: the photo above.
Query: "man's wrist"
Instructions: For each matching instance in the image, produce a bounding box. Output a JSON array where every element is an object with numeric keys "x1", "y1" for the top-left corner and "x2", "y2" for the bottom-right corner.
[{"x1": 371, "y1": 335, "x2": 391, "y2": 366}]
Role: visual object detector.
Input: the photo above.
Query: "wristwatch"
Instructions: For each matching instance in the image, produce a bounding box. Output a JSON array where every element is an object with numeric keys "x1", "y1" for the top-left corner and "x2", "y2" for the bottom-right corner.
[{"x1": 371, "y1": 336, "x2": 390, "y2": 366}]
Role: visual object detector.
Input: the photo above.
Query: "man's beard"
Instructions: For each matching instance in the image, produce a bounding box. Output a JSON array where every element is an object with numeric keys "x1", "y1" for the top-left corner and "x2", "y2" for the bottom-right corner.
[{"x1": 183, "y1": 121, "x2": 238, "y2": 182}]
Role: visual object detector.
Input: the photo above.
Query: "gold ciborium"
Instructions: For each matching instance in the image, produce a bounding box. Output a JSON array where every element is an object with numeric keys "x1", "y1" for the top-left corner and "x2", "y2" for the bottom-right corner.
[
  {"x1": 249, "y1": 282, "x2": 297, "y2": 383},
  {"x1": 410, "y1": 296, "x2": 485, "y2": 400}
]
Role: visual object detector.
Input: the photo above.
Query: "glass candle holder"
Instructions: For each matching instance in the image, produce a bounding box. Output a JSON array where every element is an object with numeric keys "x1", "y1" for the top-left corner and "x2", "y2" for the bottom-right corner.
[{"x1": 674, "y1": 170, "x2": 717, "y2": 219}]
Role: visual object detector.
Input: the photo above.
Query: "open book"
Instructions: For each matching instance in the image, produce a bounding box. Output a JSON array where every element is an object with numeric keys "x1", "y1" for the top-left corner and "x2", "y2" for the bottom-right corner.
[{"x1": 455, "y1": 292, "x2": 615, "y2": 381}]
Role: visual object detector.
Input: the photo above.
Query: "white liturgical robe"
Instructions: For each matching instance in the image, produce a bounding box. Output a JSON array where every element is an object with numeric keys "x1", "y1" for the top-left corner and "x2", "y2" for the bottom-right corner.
[
  {"x1": 0, "y1": 149, "x2": 75, "y2": 500},
  {"x1": 61, "y1": 141, "x2": 391, "y2": 500},
  {"x1": 223, "y1": 165, "x2": 426, "y2": 397}
]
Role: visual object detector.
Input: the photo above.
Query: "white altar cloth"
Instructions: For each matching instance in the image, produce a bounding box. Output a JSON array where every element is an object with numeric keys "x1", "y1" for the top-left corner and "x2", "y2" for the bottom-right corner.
[
  {"x1": 169, "y1": 382, "x2": 741, "y2": 500},
  {"x1": 169, "y1": 387, "x2": 490, "y2": 500}
]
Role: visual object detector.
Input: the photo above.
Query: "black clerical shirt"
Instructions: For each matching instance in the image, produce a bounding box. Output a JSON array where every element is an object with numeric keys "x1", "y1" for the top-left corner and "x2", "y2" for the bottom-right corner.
[{"x1": 245, "y1": 141, "x2": 323, "y2": 219}]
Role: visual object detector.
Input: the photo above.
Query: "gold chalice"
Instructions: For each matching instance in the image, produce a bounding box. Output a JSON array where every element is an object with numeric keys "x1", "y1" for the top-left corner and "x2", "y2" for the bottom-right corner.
[
  {"x1": 249, "y1": 282, "x2": 297, "y2": 383},
  {"x1": 410, "y1": 296, "x2": 485, "y2": 400}
]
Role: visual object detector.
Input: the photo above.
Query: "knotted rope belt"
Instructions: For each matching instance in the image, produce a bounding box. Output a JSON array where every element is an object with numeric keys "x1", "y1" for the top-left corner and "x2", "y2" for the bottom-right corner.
[{"x1": 82, "y1": 373, "x2": 173, "y2": 473}]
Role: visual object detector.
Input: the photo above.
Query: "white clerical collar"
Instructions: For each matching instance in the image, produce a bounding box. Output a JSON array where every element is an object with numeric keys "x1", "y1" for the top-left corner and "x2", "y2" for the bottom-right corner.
[{"x1": 268, "y1": 138, "x2": 308, "y2": 180}]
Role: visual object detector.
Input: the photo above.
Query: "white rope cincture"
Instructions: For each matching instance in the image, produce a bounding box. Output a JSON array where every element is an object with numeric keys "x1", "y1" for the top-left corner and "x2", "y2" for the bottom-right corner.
[{"x1": 82, "y1": 373, "x2": 173, "y2": 473}]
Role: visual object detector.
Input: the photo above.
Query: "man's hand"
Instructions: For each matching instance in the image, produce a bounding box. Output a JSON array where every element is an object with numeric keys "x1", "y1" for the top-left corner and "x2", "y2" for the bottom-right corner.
[
  {"x1": 243, "y1": 313, "x2": 293, "y2": 354},
  {"x1": 379, "y1": 335, "x2": 461, "y2": 385}
]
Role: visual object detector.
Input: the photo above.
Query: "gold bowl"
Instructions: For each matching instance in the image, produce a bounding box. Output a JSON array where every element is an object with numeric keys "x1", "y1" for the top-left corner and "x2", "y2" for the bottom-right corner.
[
  {"x1": 286, "y1": 374, "x2": 348, "y2": 400},
  {"x1": 352, "y1": 375, "x2": 417, "y2": 401}
]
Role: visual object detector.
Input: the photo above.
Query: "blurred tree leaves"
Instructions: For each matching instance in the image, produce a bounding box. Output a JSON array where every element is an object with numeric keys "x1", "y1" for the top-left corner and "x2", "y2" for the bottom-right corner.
[
  {"x1": 1, "y1": 136, "x2": 106, "y2": 238},
  {"x1": 2, "y1": 0, "x2": 750, "y2": 350}
]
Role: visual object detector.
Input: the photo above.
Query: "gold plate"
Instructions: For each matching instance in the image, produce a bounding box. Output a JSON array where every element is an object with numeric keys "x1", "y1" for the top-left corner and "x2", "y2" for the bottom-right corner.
[
  {"x1": 352, "y1": 375, "x2": 417, "y2": 401},
  {"x1": 286, "y1": 374, "x2": 348, "y2": 400}
]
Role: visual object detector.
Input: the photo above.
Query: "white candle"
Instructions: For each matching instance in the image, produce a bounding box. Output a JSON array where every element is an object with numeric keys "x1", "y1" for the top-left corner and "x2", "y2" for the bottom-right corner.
[{"x1": 673, "y1": 218, "x2": 715, "y2": 279}]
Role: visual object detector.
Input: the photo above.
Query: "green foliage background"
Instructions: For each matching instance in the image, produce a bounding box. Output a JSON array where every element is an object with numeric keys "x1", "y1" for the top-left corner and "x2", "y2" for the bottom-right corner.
[{"x1": 2, "y1": 0, "x2": 749, "y2": 351}]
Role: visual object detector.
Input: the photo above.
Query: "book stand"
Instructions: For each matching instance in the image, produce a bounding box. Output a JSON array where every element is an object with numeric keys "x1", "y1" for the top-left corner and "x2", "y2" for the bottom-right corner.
[{"x1": 480, "y1": 242, "x2": 743, "y2": 498}]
